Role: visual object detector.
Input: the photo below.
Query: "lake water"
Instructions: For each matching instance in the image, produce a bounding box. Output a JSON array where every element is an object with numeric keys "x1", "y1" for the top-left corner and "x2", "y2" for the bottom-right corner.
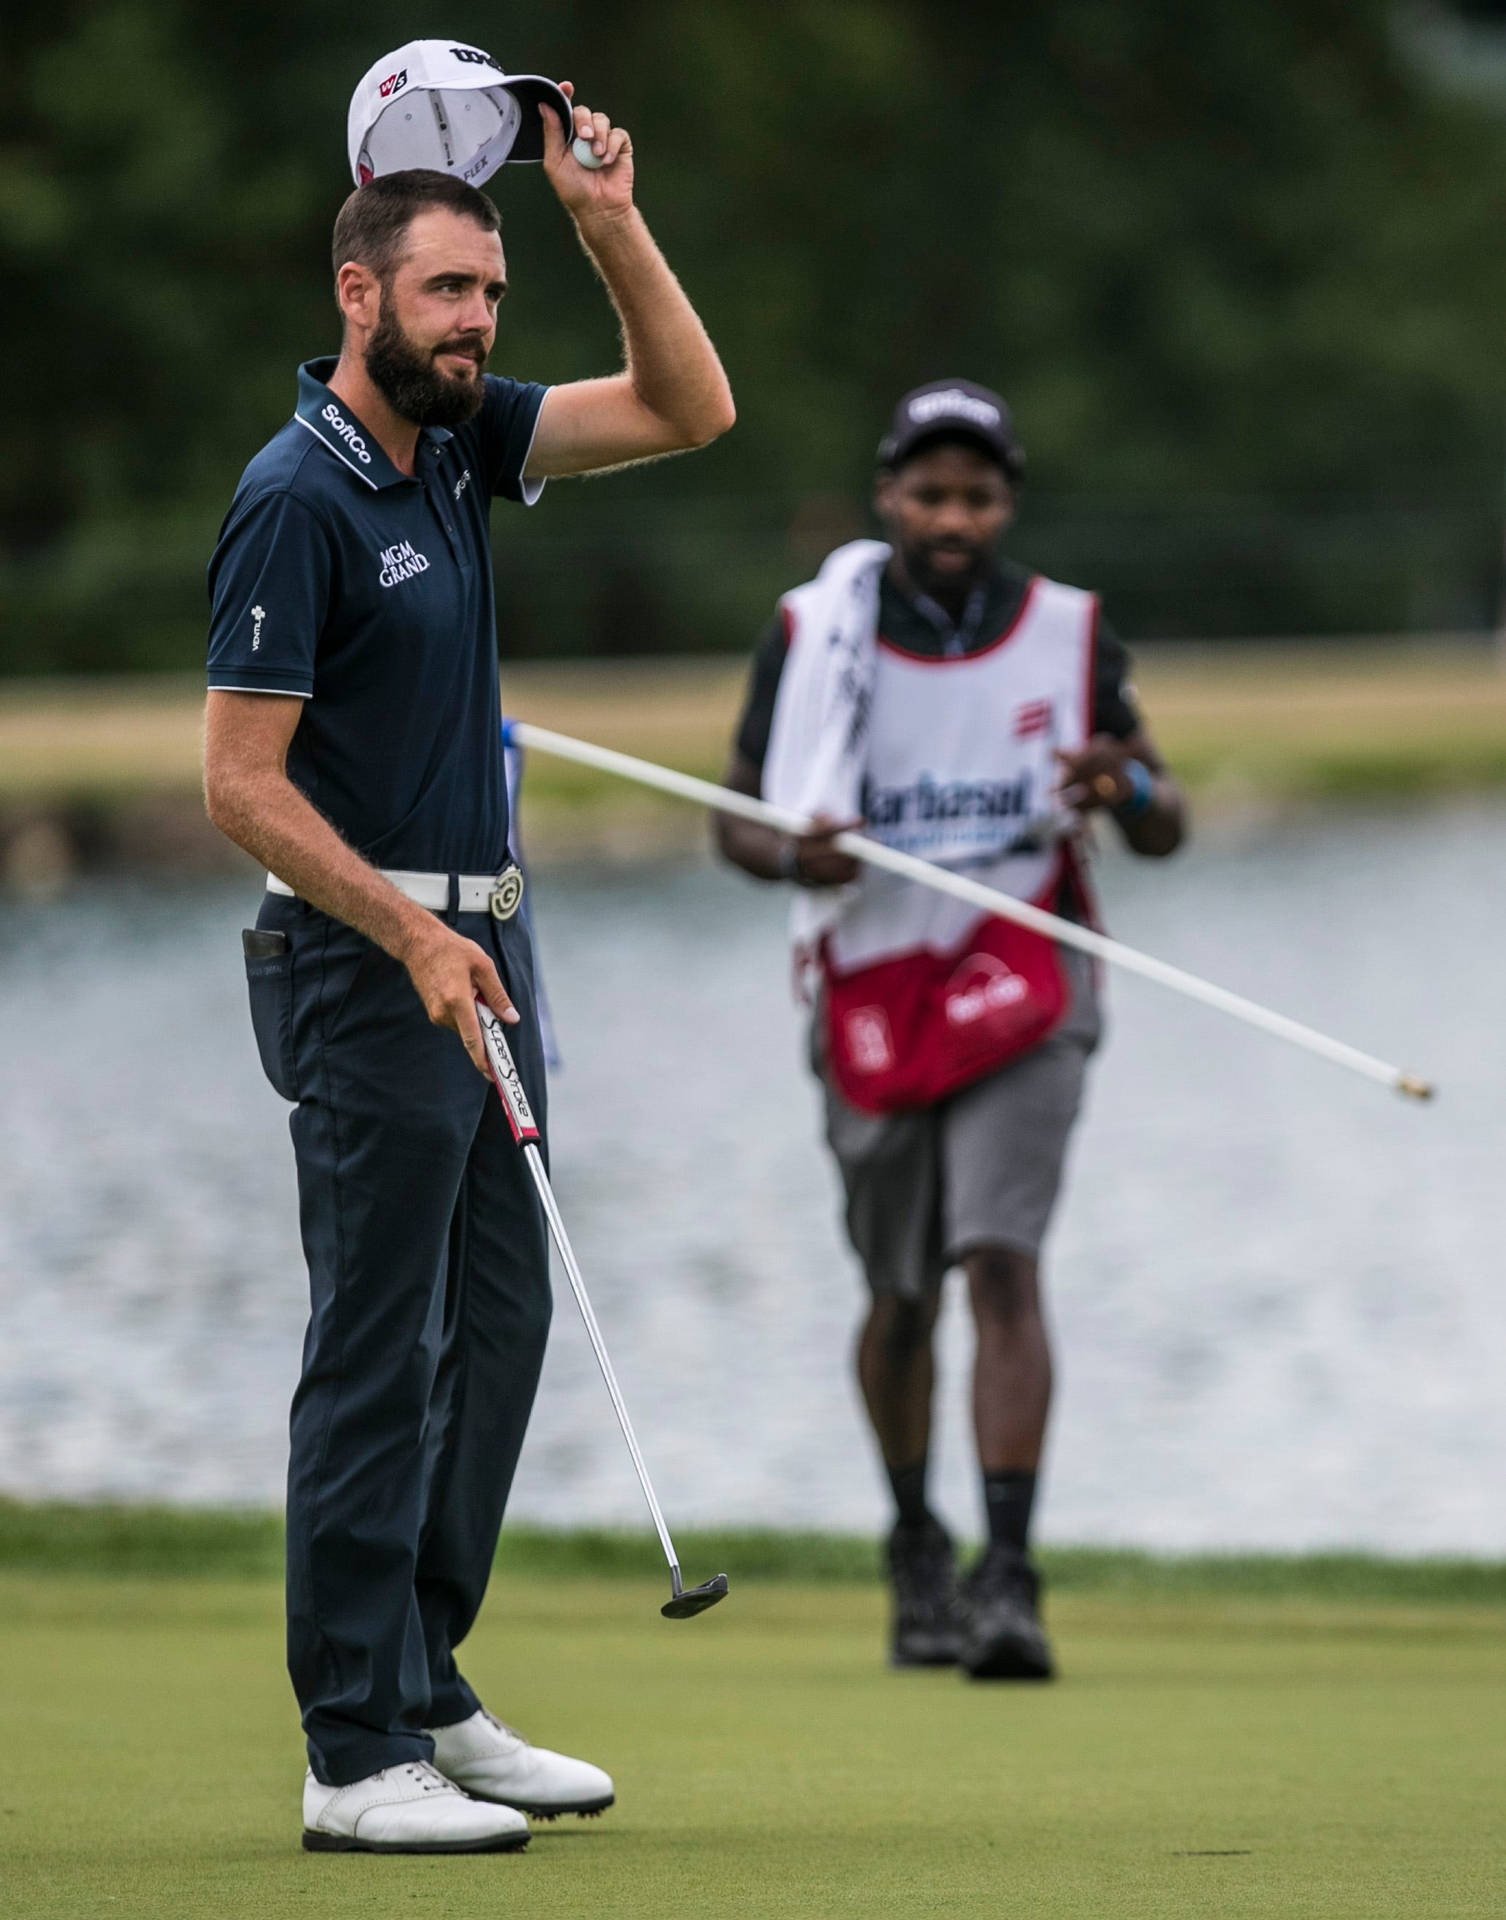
[{"x1": 1, "y1": 801, "x2": 1502, "y2": 1554}]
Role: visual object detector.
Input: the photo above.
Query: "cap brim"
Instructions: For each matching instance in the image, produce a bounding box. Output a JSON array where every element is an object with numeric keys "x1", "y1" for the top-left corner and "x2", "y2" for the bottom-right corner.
[
  {"x1": 880, "y1": 423, "x2": 1020, "y2": 476},
  {"x1": 498, "y1": 76, "x2": 573, "y2": 162}
]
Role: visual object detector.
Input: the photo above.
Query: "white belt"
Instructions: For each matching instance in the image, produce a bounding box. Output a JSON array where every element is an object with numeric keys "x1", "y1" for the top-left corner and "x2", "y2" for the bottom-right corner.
[{"x1": 266, "y1": 864, "x2": 525, "y2": 920}]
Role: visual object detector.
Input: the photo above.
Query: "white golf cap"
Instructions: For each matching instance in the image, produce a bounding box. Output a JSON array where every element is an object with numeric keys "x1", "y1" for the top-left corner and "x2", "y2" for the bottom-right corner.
[{"x1": 347, "y1": 40, "x2": 573, "y2": 187}]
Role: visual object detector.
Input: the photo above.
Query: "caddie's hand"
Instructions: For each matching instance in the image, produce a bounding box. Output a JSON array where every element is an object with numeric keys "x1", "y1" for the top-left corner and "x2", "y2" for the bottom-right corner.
[
  {"x1": 787, "y1": 813, "x2": 863, "y2": 888},
  {"x1": 1055, "y1": 737, "x2": 1137, "y2": 814},
  {"x1": 402, "y1": 918, "x2": 519, "y2": 1076},
  {"x1": 540, "y1": 81, "x2": 635, "y2": 219}
]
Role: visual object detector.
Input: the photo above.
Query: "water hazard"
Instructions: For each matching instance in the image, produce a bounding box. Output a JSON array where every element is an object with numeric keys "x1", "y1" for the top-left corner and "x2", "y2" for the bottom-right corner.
[{"x1": 1, "y1": 801, "x2": 1502, "y2": 1553}]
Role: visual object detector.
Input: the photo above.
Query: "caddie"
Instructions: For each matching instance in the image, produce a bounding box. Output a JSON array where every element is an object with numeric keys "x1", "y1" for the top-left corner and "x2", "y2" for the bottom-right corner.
[
  {"x1": 203, "y1": 76, "x2": 733, "y2": 1852},
  {"x1": 715, "y1": 381, "x2": 1184, "y2": 1679}
]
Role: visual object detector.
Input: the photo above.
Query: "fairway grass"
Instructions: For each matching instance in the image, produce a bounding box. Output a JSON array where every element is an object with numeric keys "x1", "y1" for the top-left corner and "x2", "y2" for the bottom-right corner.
[{"x1": 2, "y1": 1571, "x2": 1502, "y2": 1919}]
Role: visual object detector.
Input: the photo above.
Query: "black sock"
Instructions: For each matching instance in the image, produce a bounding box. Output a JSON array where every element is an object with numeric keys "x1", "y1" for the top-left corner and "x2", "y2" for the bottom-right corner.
[
  {"x1": 982, "y1": 1469, "x2": 1037, "y2": 1555},
  {"x1": 887, "y1": 1458, "x2": 932, "y2": 1530}
]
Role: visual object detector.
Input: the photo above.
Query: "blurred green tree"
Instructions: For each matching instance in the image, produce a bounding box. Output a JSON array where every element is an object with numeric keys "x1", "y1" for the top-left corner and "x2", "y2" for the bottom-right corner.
[{"x1": 3, "y1": 0, "x2": 1506, "y2": 669}]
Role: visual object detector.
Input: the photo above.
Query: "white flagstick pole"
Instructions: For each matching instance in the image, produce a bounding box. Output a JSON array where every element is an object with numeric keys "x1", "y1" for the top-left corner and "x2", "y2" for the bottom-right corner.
[{"x1": 506, "y1": 720, "x2": 1435, "y2": 1103}]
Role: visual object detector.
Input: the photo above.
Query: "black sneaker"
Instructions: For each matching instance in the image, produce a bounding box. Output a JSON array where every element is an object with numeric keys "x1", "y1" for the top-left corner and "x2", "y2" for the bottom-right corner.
[
  {"x1": 886, "y1": 1518, "x2": 963, "y2": 1668},
  {"x1": 958, "y1": 1544, "x2": 1054, "y2": 1680}
]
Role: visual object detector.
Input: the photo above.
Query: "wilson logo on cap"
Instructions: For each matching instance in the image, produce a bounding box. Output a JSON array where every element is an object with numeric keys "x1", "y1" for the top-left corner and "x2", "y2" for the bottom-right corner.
[
  {"x1": 377, "y1": 69, "x2": 407, "y2": 100},
  {"x1": 909, "y1": 389, "x2": 1001, "y2": 429}
]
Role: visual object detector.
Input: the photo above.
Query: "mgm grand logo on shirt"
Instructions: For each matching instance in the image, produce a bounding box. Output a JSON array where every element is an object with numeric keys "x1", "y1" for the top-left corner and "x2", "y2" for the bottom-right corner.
[{"x1": 377, "y1": 540, "x2": 431, "y2": 588}]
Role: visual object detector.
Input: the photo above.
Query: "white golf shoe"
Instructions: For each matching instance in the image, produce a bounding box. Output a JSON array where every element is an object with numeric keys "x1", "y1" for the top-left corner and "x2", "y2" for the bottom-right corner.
[
  {"x1": 427, "y1": 1708, "x2": 615, "y2": 1818},
  {"x1": 301, "y1": 1759, "x2": 530, "y2": 1853}
]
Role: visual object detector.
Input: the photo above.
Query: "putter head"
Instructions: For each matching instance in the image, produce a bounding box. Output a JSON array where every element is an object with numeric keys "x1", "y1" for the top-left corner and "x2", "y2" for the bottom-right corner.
[{"x1": 661, "y1": 1573, "x2": 729, "y2": 1619}]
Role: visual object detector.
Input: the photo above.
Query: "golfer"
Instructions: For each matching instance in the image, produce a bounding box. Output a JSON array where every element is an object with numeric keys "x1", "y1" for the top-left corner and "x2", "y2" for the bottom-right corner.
[
  {"x1": 203, "y1": 89, "x2": 733, "y2": 1851},
  {"x1": 716, "y1": 382, "x2": 1184, "y2": 1678}
]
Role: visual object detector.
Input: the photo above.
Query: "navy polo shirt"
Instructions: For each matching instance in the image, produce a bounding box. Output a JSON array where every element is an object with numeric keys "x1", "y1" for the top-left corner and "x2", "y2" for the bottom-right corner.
[{"x1": 206, "y1": 357, "x2": 548, "y2": 873}]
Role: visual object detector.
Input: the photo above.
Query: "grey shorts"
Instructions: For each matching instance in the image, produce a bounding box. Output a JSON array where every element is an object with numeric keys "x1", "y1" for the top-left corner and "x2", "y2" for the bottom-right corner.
[{"x1": 816, "y1": 949, "x2": 1101, "y2": 1299}]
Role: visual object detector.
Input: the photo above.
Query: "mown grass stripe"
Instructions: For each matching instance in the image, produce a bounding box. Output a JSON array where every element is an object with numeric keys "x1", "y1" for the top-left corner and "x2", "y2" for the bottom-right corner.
[{"x1": 2, "y1": 1501, "x2": 1504, "y2": 1603}]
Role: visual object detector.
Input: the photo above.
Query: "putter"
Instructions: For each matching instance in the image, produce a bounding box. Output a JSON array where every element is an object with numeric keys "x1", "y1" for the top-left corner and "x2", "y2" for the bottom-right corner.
[{"x1": 475, "y1": 999, "x2": 729, "y2": 1621}]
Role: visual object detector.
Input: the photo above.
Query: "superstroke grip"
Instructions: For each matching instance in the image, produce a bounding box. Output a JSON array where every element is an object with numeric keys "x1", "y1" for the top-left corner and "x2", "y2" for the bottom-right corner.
[{"x1": 476, "y1": 999, "x2": 541, "y2": 1144}]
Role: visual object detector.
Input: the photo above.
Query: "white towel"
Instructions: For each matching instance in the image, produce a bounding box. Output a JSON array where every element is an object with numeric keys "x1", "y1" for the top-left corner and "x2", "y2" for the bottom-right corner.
[{"x1": 763, "y1": 539, "x2": 890, "y2": 958}]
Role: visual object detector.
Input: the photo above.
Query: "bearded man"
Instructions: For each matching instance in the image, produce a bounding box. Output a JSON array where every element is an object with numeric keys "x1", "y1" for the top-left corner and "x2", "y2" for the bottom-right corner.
[
  {"x1": 715, "y1": 381, "x2": 1184, "y2": 1681},
  {"x1": 203, "y1": 90, "x2": 732, "y2": 1852}
]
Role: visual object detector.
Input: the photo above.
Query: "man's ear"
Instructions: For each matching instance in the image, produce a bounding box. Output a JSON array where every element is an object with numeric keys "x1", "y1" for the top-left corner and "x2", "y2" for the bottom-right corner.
[
  {"x1": 335, "y1": 261, "x2": 382, "y2": 337},
  {"x1": 873, "y1": 468, "x2": 896, "y2": 517}
]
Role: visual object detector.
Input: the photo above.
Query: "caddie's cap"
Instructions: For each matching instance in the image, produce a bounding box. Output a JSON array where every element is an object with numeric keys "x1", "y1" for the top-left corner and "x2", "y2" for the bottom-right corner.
[
  {"x1": 877, "y1": 379, "x2": 1025, "y2": 480},
  {"x1": 348, "y1": 40, "x2": 573, "y2": 187}
]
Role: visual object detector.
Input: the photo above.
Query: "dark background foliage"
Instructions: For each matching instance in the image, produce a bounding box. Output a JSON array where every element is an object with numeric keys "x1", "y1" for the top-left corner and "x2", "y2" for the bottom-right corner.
[{"x1": 4, "y1": 0, "x2": 1506, "y2": 671}]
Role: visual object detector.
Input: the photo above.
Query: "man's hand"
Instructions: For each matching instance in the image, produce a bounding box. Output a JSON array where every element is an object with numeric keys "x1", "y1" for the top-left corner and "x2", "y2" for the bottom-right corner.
[
  {"x1": 1055, "y1": 736, "x2": 1139, "y2": 814},
  {"x1": 714, "y1": 756, "x2": 863, "y2": 886},
  {"x1": 204, "y1": 692, "x2": 529, "y2": 1076},
  {"x1": 521, "y1": 82, "x2": 733, "y2": 479},
  {"x1": 399, "y1": 916, "x2": 519, "y2": 1078},
  {"x1": 788, "y1": 814, "x2": 863, "y2": 888},
  {"x1": 1055, "y1": 730, "x2": 1187, "y2": 857},
  {"x1": 540, "y1": 82, "x2": 634, "y2": 221}
]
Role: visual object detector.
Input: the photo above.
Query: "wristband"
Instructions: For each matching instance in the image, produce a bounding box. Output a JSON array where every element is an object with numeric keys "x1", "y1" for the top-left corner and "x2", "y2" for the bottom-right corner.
[{"x1": 1115, "y1": 759, "x2": 1154, "y2": 818}]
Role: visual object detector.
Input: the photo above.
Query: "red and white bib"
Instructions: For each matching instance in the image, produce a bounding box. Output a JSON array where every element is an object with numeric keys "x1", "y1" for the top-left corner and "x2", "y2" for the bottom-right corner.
[{"x1": 822, "y1": 576, "x2": 1099, "y2": 1114}]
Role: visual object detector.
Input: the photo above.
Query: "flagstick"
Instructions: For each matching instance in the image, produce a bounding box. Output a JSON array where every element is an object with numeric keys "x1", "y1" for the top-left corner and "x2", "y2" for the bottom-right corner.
[{"x1": 504, "y1": 720, "x2": 1435, "y2": 1103}]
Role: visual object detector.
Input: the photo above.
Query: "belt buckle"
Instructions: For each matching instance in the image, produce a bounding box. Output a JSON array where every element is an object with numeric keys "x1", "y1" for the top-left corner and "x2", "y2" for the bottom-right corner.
[{"x1": 489, "y1": 866, "x2": 524, "y2": 921}]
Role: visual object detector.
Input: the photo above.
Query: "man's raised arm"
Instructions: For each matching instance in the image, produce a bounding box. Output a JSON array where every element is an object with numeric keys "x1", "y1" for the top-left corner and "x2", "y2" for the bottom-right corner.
[{"x1": 523, "y1": 86, "x2": 735, "y2": 478}]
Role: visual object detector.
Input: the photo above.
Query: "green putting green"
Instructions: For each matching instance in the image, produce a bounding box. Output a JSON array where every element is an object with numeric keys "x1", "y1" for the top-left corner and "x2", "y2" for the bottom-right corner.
[{"x1": 3, "y1": 1566, "x2": 1503, "y2": 1919}]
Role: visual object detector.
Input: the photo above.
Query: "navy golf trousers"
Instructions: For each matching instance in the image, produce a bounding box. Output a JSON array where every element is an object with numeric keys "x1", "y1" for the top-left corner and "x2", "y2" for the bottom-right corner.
[{"x1": 246, "y1": 890, "x2": 552, "y2": 1786}]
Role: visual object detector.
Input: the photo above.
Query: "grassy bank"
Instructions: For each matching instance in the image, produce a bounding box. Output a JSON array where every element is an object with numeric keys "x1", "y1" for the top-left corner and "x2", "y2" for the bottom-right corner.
[
  {"x1": 2, "y1": 641, "x2": 1506, "y2": 873},
  {"x1": 3, "y1": 1565, "x2": 1503, "y2": 1918},
  {"x1": 3, "y1": 1500, "x2": 1504, "y2": 1606}
]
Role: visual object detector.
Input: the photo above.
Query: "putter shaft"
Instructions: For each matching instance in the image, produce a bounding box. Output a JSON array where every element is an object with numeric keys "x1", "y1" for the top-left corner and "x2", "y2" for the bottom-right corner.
[
  {"x1": 520, "y1": 1142, "x2": 684, "y2": 1590},
  {"x1": 475, "y1": 999, "x2": 724, "y2": 1617}
]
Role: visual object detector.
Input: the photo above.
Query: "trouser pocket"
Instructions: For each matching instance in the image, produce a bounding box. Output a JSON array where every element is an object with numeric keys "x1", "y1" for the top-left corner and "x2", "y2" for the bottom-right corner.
[{"x1": 244, "y1": 928, "x2": 297, "y2": 1102}]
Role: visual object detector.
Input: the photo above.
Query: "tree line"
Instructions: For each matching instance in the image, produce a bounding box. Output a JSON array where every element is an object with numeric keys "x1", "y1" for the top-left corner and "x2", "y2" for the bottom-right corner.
[{"x1": 4, "y1": 0, "x2": 1506, "y2": 672}]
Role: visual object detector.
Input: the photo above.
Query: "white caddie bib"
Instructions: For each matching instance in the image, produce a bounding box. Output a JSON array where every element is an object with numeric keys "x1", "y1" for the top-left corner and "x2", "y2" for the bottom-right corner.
[{"x1": 828, "y1": 576, "x2": 1098, "y2": 974}]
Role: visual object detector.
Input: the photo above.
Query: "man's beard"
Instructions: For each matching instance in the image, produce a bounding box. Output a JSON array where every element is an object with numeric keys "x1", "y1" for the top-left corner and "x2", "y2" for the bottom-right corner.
[
  {"x1": 902, "y1": 537, "x2": 993, "y2": 605},
  {"x1": 364, "y1": 301, "x2": 487, "y2": 428}
]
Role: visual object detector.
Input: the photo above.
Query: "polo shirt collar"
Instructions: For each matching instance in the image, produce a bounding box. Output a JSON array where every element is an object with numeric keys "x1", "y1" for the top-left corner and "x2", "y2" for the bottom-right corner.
[{"x1": 294, "y1": 358, "x2": 453, "y2": 490}]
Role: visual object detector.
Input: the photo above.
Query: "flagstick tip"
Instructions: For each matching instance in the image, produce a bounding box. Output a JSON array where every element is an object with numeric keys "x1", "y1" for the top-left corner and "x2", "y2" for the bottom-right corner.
[{"x1": 1397, "y1": 1074, "x2": 1436, "y2": 1103}]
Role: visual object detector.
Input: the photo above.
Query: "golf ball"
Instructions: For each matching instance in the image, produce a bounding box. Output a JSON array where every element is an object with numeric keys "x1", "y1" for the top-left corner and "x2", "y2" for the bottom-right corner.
[{"x1": 572, "y1": 136, "x2": 605, "y2": 170}]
